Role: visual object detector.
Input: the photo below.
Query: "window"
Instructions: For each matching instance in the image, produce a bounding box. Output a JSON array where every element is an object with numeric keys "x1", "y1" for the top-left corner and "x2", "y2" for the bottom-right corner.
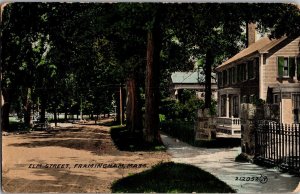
[
  {"x1": 278, "y1": 57, "x2": 297, "y2": 78},
  {"x1": 221, "y1": 95, "x2": 227, "y2": 117},
  {"x1": 223, "y1": 70, "x2": 228, "y2": 85},
  {"x1": 232, "y1": 96, "x2": 239, "y2": 118},
  {"x1": 240, "y1": 64, "x2": 247, "y2": 81},
  {"x1": 237, "y1": 65, "x2": 241, "y2": 82},
  {"x1": 292, "y1": 94, "x2": 300, "y2": 123},
  {"x1": 229, "y1": 68, "x2": 233, "y2": 85},
  {"x1": 218, "y1": 72, "x2": 223, "y2": 87},
  {"x1": 240, "y1": 65, "x2": 244, "y2": 81},
  {"x1": 243, "y1": 64, "x2": 247, "y2": 80},
  {"x1": 273, "y1": 94, "x2": 280, "y2": 104},
  {"x1": 232, "y1": 67, "x2": 236, "y2": 83},
  {"x1": 248, "y1": 60, "x2": 254, "y2": 79}
]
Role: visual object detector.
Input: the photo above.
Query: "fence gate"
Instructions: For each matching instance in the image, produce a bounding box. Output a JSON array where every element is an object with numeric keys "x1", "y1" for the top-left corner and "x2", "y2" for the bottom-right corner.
[{"x1": 255, "y1": 121, "x2": 300, "y2": 172}]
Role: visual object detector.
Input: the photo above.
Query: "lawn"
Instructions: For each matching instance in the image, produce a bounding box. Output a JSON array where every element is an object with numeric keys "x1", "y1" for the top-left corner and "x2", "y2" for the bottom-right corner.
[{"x1": 111, "y1": 162, "x2": 235, "y2": 193}]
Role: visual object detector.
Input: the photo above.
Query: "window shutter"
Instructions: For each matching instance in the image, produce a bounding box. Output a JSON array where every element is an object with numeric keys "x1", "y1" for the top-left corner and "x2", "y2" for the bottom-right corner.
[
  {"x1": 289, "y1": 57, "x2": 295, "y2": 77},
  {"x1": 278, "y1": 57, "x2": 284, "y2": 77},
  {"x1": 218, "y1": 72, "x2": 222, "y2": 86},
  {"x1": 297, "y1": 57, "x2": 300, "y2": 80}
]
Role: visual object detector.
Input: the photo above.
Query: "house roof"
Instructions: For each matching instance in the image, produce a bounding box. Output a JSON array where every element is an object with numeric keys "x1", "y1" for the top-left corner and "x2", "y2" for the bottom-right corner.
[
  {"x1": 171, "y1": 71, "x2": 204, "y2": 84},
  {"x1": 215, "y1": 36, "x2": 287, "y2": 71},
  {"x1": 171, "y1": 71, "x2": 216, "y2": 84}
]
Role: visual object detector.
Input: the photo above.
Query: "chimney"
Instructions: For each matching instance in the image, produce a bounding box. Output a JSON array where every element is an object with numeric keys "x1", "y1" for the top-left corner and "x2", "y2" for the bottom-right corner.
[{"x1": 246, "y1": 23, "x2": 256, "y2": 47}]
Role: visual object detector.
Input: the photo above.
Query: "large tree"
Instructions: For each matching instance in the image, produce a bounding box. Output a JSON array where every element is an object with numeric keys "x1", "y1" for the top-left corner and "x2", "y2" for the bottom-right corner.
[{"x1": 1, "y1": 3, "x2": 299, "y2": 140}]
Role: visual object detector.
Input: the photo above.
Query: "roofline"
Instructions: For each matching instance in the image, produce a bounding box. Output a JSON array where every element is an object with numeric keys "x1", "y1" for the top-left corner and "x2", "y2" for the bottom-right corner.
[
  {"x1": 215, "y1": 36, "x2": 290, "y2": 72},
  {"x1": 258, "y1": 36, "x2": 287, "y2": 53},
  {"x1": 215, "y1": 51, "x2": 260, "y2": 72}
]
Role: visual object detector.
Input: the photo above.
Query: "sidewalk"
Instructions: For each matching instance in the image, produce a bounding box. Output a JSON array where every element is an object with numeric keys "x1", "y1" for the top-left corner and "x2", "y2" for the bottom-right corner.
[{"x1": 161, "y1": 134, "x2": 300, "y2": 193}]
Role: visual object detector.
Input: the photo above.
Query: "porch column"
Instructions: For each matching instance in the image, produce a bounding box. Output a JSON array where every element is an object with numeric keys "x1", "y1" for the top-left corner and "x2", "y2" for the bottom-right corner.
[
  {"x1": 175, "y1": 89, "x2": 178, "y2": 99},
  {"x1": 218, "y1": 93, "x2": 221, "y2": 117},
  {"x1": 238, "y1": 94, "x2": 241, "y2": 118},
  {"x1": 226, "y1": 94, "x2": 230, "y2": 117}
]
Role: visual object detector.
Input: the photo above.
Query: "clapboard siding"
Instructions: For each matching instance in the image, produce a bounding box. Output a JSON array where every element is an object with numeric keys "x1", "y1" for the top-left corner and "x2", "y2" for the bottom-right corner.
[{"x1": 261, "y1": 37, "x2": 300, "y2": 100}]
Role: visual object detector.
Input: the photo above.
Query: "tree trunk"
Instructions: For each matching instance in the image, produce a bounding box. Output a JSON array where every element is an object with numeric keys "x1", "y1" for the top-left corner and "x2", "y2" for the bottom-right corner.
[
  {"x1": 40, "y1": 90, "x2": 46, "y2": 123},
  {"x1": 64, "y1": 111, "x2": 67, "y2": 121},
  {"x1": 204, "y1": 49, "x2": 214, "y2": 109},
  {"x1": 2, "y1": 101, "x2": 10, "y2": 131},
  {"x1": 115, "y1": 90, "x2": 121, "y2": 124},
  {"x1": 54, "y1": 107, "x2": 57, "y2": 127},
  {"x1": 119, "y1": 85, "x2": 124, "y2": 125},
  {"x1": 23, "y1": 87, "x2": 32, "y2": 127},
  {"x1": 144, "y1": 11, "x2": 162, "y2": 144},
  {"x1": 126, "y1": 77, "x2": 142, "y2": 133},
  {"x1": 122, "y1": 87, "x2": 126, "y2": 124},
  {"x1": 2, "y1": 89, "x2": 10, "y2": 131}
]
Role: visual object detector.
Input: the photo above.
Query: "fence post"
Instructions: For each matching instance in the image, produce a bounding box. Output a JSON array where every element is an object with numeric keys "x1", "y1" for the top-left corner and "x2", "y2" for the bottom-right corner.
[
  {"x1": 296, "y1": 124, "x2": 299, "y2": 169},
  {"x1": 292, "y1": 124, "x2": 294, "y2": 169}
]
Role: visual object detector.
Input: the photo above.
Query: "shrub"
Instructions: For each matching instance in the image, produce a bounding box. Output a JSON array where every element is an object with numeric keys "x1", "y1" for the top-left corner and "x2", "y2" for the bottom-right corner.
[
  {"x1": 160, "y1": 97, "x2": 204, "y2": 122},
  {"x1": 161, "y1": 120, "x2": 195, "y2": 144},
  {"x1": 235, "y1": 153, "x2": 253, "y2": 163}
]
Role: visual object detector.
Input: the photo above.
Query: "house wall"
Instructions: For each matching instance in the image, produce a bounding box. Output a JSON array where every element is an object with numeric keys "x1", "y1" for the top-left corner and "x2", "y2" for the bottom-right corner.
[
  {"x1": 239, "y1": 71, "x2": 259, "y2": 101},
  {"x1": 281, "y1": 98, "x2": 293, "y2": 124},
  {"x1": 262, "y1": 37, "x2": 300, "y2": 100},
  {"x1": 217, "y1": 57, "x2": 260, "y2": 104}
]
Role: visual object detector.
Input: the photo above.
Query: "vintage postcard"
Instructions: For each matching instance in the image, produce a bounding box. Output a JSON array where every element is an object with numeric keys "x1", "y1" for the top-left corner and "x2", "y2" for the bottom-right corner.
[{"x1": 1, "y1": 2, "x2": 300, "y2": 193}]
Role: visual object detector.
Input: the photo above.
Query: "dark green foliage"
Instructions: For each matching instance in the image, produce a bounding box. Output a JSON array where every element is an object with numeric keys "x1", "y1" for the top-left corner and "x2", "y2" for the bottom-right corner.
[
  {"x1": 111, "y1": 162, "x2": 235, "y2": 193},
  {"x1": 160, "y1": 94, "x2": 204, "y2": 122},
  {"x1": 1, "y1": 3, "x2": 299, "y2": 133},
  {"x1": 160, "y1": 120, "x2": 195, "y2": 144},
  {"x1": 110, "y1": 125, "x2": 165, "y2": 151},
  {"x1": 8, "y1": 120, "x2": 31, "y2": 132},
  {"x1": 161, "y1": 121, "x2": 241, "y2": 148}
]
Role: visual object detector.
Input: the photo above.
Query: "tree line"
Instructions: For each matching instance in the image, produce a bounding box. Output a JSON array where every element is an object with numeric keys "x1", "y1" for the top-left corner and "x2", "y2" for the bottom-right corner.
[{"x1": 1, "y1": 3, "x2": 299, "y2": 143}]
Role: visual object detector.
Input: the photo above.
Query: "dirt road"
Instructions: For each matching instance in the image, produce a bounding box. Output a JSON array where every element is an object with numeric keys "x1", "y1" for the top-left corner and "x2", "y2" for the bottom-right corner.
[{"x1": 2, "y1": 120, "x2": 170, "y2": 193}]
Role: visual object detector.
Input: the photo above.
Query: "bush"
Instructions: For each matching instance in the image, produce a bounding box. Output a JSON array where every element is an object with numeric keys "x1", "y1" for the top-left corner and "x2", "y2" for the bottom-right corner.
[
  {"x1": 235, "y1": 153, "x2": 253, "y2": 163},
  {"x1": 161, "y1": 120, "x2": 195, "y2": 144},
  {"x1": 160, "y1": 97, "x2": 204, "y2": 122}
]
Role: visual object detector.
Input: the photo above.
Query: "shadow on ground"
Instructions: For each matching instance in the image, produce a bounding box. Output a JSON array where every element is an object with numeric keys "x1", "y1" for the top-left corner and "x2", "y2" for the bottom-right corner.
[
  {"x1": 8, "y1": 125, "x2": 113, "y2": 155},
  {"x1": 2, "y1": 166, "x2": 103, "y2": 193},
  {"x1": 110, "y1": 125, "x2": 165, "y2": 152},
  {"x1": 193, "y1": 138, "x2": 241, "y2": 148},
  {"x1": 111, "y1": 162, "x2": 235, "y2": 193}
]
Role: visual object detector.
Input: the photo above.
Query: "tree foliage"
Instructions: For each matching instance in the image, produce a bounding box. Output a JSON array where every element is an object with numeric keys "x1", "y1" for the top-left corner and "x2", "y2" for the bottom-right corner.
[{"x1": 1, "y1": 3, "x2": 299, "y2": 143}]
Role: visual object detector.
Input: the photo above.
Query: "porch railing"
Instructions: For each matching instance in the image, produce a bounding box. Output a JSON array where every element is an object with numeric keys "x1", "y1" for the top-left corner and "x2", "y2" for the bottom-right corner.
[{"x1": 216, "y1": 117, "x2": 241, "y2": 126}]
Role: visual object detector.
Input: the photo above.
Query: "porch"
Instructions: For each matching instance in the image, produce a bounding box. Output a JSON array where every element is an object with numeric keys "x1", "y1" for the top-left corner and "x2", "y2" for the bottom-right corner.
[
  {"x1": 216, "y1": 117, "x2": 241, "y2": 138},
  {"x1": 216, "y1": 88, "x2": 241, "y2": 138}
]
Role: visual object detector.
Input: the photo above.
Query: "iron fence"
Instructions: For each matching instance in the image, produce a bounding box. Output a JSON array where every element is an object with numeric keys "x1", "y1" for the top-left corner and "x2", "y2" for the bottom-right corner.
[{"x1": 255, "y1": 121, "x2": 300, "y2": 172}]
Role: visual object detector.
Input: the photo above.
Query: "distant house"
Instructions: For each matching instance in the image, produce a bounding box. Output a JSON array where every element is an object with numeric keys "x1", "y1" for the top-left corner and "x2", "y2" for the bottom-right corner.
[
  {"x1": 171, "y1": 71, "x2": 218, "y2": 101},
  {"x1": 214, "y1": 31, "x2": 300, "y2": 137}
]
